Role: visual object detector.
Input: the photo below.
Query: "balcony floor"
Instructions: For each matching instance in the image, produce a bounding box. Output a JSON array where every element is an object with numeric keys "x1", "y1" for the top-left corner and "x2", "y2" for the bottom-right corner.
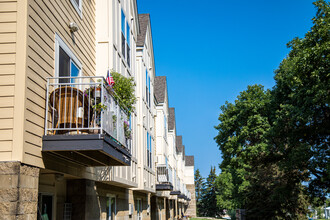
[
  {"x1": 156, "y1": 183, "x2": 173, "y2": 191},
  {"x1": 42, "y1": 134, "x2": 131, "y2": 166}
]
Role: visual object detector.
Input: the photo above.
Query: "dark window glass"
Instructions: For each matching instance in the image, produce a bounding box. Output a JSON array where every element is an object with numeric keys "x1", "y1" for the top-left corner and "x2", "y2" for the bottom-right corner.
[
  {"x1": 59, "y1": 47, "x2": 70, "y2": 83},
  {"x1": 127, "y1": 44, "x2": 130, "y2": 67},
  {"x1": 126, "y1": 22, "x2": 130, "y2": 46},
  {"x1": 38, "y1": 194, "x2": 53, "y2": 220},
  {"x1": 122, "y1": 33, "x2": 125, "y2": 58}
]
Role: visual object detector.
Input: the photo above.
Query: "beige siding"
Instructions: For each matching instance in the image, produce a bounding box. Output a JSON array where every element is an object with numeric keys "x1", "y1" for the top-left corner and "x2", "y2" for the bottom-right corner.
[
  {"x1": 0, "y1": 0, "x2": 17, "y2": 157},
  {"x1": 23, "y1": 0, "x2": 96, "y2": 167}
]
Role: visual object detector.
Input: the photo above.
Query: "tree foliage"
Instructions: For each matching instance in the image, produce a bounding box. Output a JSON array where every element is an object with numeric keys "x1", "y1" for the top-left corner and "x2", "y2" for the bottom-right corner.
[
  {"x1": 194, "y1": 168, "x2": 204, "y2": 216},
  {"x1": 271, "y1": 0, "x2": 330, "y2": 200},
  {"x1": 200, "y1": 167, "x2": 222, "y2": 217},
  {"x1": 214, "y1": 1, "x2": 329, "y2": 219}
]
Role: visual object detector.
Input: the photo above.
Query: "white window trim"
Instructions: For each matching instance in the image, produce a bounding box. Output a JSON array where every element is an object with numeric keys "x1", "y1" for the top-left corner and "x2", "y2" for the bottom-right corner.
[
  {"x1": 55, "y1": 33, "x2": 82, "y2": 80},
  {"x1": 70, "y1": 0, "x2": 83, "y2": 18}
]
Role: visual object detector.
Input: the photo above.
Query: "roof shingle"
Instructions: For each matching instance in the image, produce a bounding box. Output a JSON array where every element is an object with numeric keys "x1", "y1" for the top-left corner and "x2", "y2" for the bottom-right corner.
[
  {"x1": 137, "y1": 14, "x2": 150, "y2": 47},
  {"x1": 185, "y1": 156, "x2": 194, "y2": 166},
  {"x1": 168, "y1": 108, "x2": 176, "y2": 131},
  {"x1": 154, "y1": 76, "x2": 166, "y2": 103},
  {"x1": 176, "y1": 135, "x2": 182, "y2": 153}
]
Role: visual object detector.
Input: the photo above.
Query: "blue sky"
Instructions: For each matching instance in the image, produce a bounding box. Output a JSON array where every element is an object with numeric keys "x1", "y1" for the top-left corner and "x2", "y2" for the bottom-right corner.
[{"x1": 138, "y1": 0, "x2": 317, "y2": 178}]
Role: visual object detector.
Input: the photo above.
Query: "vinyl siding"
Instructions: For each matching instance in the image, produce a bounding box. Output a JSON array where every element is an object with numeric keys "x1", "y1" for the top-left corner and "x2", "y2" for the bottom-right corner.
[
  {"x1": 0, "y1": 0, "x2": 17, "y2": 159},
  {"x1": 23, "y1": 0, "x2": 96, "y2": 167}
]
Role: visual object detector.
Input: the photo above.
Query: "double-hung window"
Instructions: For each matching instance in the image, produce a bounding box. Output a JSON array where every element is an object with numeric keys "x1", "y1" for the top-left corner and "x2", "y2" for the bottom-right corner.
[
  {"x1": 55, "y1": 34, "x2": 82, "y2": 84},
  {"x1": 147, "y1": 132, "x2": 152, "y2": 168},
  {"x1": 146, "y1": 70, "x2": 151, "y2": 107},
  {"x1": 164, "y1": 115, "x2": 167, "y2": 138},
  {"x1": 121, "y1": 9, "x2": 131, "y2": 67},
  {"x1": 106, "y1": 195, "x2": 116, "y2": 220}
]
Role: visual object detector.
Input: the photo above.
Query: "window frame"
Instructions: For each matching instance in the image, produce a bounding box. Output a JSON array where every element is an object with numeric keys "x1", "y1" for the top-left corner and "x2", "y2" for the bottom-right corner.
[
  {"x1": 121, "y1": 8, "x2": 131, "y2": 66},
  {"x1": 106, "y1": 194, "x2": 116, "y2": 220},
  {"x1": 55, "y1": 33, "x2": 82, "y2": 83},
  {"x1": 70, "y1": 0, "x2": 83, "y2": 18}
]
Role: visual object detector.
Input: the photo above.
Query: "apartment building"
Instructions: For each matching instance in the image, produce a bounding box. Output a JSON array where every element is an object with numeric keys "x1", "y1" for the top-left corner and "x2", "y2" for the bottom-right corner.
[
  {"x1": 0, "y1": 0, "x2": 195, "y2": 219},
  {"x1": 153, "y1": 77, "x2": 195, "y2": 219}
]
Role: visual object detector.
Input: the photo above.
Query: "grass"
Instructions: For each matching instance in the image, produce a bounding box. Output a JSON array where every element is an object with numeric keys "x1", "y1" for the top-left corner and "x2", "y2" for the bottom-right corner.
[{"x1": 190, "y1": 218, "x2": 227, "y2": 220}]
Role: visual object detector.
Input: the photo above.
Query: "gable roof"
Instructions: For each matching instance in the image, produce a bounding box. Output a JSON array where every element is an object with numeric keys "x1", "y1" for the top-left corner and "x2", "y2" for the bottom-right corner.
[
  {"x1": 168, "y1": 108, "x2": 176, "y2": 131},
  {"x1": 154, "y1": 76, "x2": 167, "y2": 103},
  {"x1": 176, "y1": 135, "x2": 182, "y2": 153},
  {"x1": 137, "y1": 14, "x2": 150, "y2": 47},
  {"x1": 185, "y1": 156, "x2": 194, "y2": 166}
]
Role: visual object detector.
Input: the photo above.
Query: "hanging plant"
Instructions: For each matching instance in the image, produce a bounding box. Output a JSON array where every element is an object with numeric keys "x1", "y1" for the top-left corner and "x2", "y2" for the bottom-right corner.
[{"x1": 111, "y1": 71, "x2": 136, "y2": 114}]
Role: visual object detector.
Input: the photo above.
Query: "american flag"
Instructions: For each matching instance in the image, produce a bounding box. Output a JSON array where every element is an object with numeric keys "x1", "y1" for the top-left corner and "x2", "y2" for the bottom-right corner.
[{"x1": 106, "y1": 70, "x2": 115, "y2": 87}]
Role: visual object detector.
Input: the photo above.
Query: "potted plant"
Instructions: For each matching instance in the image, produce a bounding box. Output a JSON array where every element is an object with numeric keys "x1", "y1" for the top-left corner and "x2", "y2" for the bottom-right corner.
[{"x1": 123, "y1": 120, "x2": 131, "y2": 140}]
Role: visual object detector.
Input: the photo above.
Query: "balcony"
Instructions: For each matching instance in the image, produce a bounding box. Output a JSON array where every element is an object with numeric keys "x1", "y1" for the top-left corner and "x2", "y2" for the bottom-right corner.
[
  {"x1": 42, "y1": 76, "x2": 132, "y2": 166},
  {"x1": 156, "y1": 164, "x2": 173, "y2": 191},
  {"x1": 170, "y1": 177, "x2": 181, "y2": 195}
]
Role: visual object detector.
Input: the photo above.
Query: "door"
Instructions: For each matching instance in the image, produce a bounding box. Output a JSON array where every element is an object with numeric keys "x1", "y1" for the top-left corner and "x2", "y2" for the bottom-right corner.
[
  {"x1": 106, "y1": 196, "x2": 116, "y2": 220},
  {"x1": 37, "y1": 193, "x2": 53, "y2": 220},
  {"x1": 137, "y1": 199, "x2": 142, "y2": 220}
]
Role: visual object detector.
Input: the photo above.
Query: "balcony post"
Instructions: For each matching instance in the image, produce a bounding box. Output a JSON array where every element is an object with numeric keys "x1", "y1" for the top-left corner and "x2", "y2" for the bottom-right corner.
[{"x1": 44, "y1": 78, "x2": 50, "y2": 135}]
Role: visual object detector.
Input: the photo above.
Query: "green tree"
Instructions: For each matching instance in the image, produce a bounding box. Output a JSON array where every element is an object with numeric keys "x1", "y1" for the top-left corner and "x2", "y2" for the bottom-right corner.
[
  {"x1": 215, "y1": 1, "x2": 329, "y2": 219},
  {"x1": 194, "y1": 168, "x2": 204, "y2": 216},
  {"x1": 271, "y1": 0, "x2": 330, "y2": 200},
  {"x1": 215, "y1": 85, "x2": 309, "y2": 219},
  {"x1": 200, "y1": 167, "x2": 222, "y2": 217}
]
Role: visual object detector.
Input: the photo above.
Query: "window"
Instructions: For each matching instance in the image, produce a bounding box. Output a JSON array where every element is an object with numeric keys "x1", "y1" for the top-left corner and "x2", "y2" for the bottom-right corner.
[
  {"x1": 106, "y1": 196, "x2": 116, "y2": 220},
  {"x1": 164, "y1": 115, "x2": 167, "y2": 137},
  {"x1": 55, "y1": 34, "x2": 82, "y2": 84},
  {"x1": 136, "y1": 199, "x2": 142, "y2": 220},
  {"x1": 150, "y1": 135, "x2": 152, "y2": 168},
  {"x1": 70, "y1": 0, "x2": 83, "y2": 18},
  {"x1": 37, "y1": 194, "x2": 53, "y2": 220},
  {"x1": 146, "y1": 70, "x2": 151, "y2": 107},
  {"x1": 147, "y1": 132, "x2": 152, "y2": 168},
  {"x1": 121, "y1": 9, "x2": 131, "y2": 66}
]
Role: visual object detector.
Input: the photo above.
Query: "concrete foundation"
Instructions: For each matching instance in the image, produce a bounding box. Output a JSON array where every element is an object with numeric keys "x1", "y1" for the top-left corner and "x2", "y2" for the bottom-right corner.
[
  {"x1": 185, "y1": 184, "x2": 196, "y2": 217},
  {"x1": 0, "y1": 161, "x2": 39, "y2": 220}
]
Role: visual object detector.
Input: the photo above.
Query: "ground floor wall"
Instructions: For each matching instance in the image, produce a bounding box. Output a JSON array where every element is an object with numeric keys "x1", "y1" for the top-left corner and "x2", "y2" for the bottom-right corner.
[
  {"x1": 39, "y1": 175, "x2": 153, "y2": 220},
  {"x1": 0, "y1": 161, "x2": 185, "y2": 220},
  {"x1": 0, "y1": 161, "x2": 39, "y2": 220},
  {"x1": 185, "y1": 184, "x2": 196, "y2": 217}
]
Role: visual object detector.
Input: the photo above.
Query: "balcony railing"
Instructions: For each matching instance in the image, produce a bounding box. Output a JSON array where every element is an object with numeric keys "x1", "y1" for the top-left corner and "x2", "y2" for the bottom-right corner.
[
  {"x1": 42, "y1": 76, "x2": 132, "y2": 166},
  {"x1": 44, "y1": 76, "x2": 131, "y2": 150},
  {"x1": 156, "y1": 164, "x2": 172, "y2": 184},
  {"x1": 177, "y1": 178, "x2": 180, "y2": 192}
]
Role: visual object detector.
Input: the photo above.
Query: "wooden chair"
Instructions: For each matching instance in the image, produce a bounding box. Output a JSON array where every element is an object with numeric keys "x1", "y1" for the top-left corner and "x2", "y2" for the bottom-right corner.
[{"x1": 49, "y1": 86, "x2": 92, "y2": 134}]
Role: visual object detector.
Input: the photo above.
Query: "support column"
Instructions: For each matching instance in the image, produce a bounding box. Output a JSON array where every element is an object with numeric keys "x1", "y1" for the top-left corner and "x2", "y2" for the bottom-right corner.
[
  {"x1": 0, "y1": 161, "x2": 39, "y2": 220},
  {"x1": 185, "y1": 184, "x2": 196, "y2": 217},
  {"x1": 67, "y1": 179, "x2": 100, "y2": 220}
]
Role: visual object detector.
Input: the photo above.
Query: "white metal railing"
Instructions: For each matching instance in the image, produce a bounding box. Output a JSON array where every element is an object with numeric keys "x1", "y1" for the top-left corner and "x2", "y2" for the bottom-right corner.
[
  {"x1": 44, "y1": 76, "x2": 131, "y2": 151},
  {"x1": 168, "y1": 166, "x2": 173, "y2": 185},
  {"x1": 156, "y1": 164, "x2": 173, "y2": 185},
  {"x1": 176, "y1": 178, "x2": 180, "y2": 192}
]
